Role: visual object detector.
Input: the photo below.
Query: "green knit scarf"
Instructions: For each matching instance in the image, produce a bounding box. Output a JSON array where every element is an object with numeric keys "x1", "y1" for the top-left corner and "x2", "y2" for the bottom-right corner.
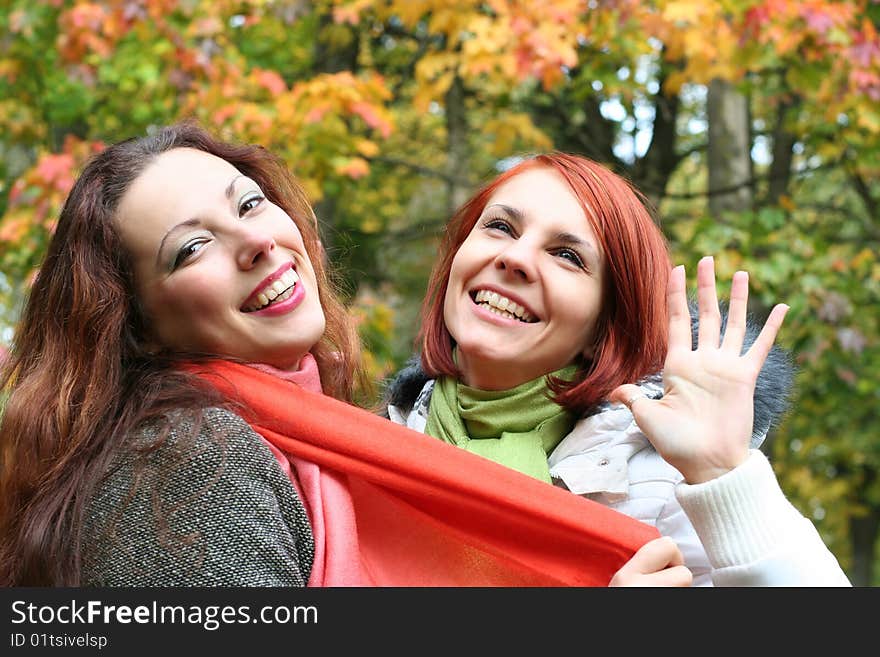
[{"x1": 425, "y1": 365, "x2": 578, "y2": 483}]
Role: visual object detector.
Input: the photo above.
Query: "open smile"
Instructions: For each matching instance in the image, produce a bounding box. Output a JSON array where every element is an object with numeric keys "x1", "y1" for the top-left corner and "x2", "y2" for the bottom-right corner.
[
  {"x1": 469, "y1": 288, "x2": 538, "y2": 323},
  {"x1": 241, "y1": 265, "x2": 300, "y2": 313}
]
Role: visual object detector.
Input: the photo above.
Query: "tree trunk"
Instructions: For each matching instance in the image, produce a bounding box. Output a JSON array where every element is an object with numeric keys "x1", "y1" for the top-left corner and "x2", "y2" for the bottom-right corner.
[
  {"x1": 849, "y1": 507, "x2": 880, "y2": 586},
  {"x1": 767, "y1": 96, "x2": 798, "y2": 205},
  {"x1": 312, "y1": 11, "x2": 360, "y2": 255},
  {"x1": 707, "y1": 78, "x2": 753, "y2": 217},
  {"x1": 444, "y1": 74, "x2": 470, "y2": 215},
  {"x1": 631, "y1": 68, "x2": 682, "y2": 209}
]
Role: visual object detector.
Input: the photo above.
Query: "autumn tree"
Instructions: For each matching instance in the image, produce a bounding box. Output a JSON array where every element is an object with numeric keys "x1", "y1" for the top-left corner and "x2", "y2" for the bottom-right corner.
[{"x1": 2, "y1": 0, "x2": 879, "y2": 582}]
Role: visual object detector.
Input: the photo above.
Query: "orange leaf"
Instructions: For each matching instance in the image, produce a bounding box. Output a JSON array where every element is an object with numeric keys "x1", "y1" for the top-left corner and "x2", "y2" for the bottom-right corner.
[
  {"x1": 0, "y1": 209, "x2": 33, "y2": 243},
  {"x1": 336, "y1": 157, "x2": 370, "y2": 179},
  {"x1": 254, "y1": 69, "x2": 287, "y2": 96},
  {"x1": 351, "y1": 101, "x2": 392, "y2": 138},
  {"x1": 35, "y1": 153, "x2": 75, "y2": 193}
]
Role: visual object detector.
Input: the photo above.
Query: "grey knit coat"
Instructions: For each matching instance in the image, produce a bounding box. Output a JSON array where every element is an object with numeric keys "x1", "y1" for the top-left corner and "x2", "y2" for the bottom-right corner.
[{"x1": 81, "y1": 407, "x2": 314, "y2": 586}]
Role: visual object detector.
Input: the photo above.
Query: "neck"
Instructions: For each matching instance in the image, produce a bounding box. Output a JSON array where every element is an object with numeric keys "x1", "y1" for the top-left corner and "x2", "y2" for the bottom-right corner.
[{"x1": 456, "y1": 354, "x2": 552, "y2": 391}]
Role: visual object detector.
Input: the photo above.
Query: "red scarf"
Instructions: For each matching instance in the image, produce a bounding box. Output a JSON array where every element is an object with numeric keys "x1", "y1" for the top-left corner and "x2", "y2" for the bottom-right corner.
[{"x1": 192, "y1": 359, "x2": 659, "y2": 586}]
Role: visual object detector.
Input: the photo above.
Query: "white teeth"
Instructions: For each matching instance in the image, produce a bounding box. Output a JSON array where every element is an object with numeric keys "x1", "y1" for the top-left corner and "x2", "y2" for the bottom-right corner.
[
  {"x1": 243, "y1": 267, "x2": 300, "y2": 312},
  {"x1": 473, "y1": 289, "x2": 535, "y2": 322}
]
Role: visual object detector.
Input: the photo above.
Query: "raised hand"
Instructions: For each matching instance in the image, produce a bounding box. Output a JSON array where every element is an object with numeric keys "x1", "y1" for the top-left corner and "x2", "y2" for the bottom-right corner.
[
  {"x1": 608, "y1": 536, "x2": 693, "y2": 587},
  {"x1": 610, "y1": 256, "x2": 789, "y2": 484}
]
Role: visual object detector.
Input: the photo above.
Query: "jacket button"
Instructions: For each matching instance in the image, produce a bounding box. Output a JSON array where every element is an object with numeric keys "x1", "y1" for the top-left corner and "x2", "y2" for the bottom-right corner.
[{"x1": 598, "y1": 457, "x2": 610, "y2": 466}]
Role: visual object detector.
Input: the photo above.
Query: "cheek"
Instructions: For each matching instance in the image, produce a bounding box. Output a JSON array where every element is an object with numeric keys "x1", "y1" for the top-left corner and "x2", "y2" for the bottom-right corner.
[
  {"x1": 448, "y1": 249, "x2": 468, "y2": 286},
  {"x1": 442, "y1": 286, "x2": 459, "y2": 339},
  {"x1": 275, "y1": 213, "x2": 308, "y2": 248},
  {"x1": 447, "y1": 243, "x2": 485, "y2": 295},
  {"x1": 147, "y1": 274, "x2": 227, "y2": 330},
  {"x1": 559, "y1": 282, "x2": 603, "y2": 339}
]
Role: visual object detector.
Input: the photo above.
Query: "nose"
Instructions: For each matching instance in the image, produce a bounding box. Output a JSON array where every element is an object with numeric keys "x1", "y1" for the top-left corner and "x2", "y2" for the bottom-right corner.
[
  {"x1": 233, "y1": 223, "x2": 276, "y2": 269},
  {"x1": 495, "y1": 238, "x2": 537, "y2": 282}
]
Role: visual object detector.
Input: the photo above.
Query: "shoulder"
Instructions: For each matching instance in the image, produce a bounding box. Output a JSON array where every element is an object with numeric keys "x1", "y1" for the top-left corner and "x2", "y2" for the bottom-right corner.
[
  {"x1": 387, "y1": 379, "x2": 434, "y2": 434},
  {"x1": 549, "y1": 403, "x2": 683, "y2": 520},
  {"x1": 81, "y1": 407, "x2": 314, "y2": 586},
  {"x1": 381, "y1": 356, "x2": 431, "y2": 418}
]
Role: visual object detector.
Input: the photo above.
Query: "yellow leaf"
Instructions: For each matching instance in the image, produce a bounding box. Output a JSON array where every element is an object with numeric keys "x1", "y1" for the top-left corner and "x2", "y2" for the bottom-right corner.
[
  {"x1": 415, "y1": 53, "x2": 458, "y2": 82},
  {"x1": 856, "y1": 107, "x2": 880, "y2": 133},
  {"x1": 663, "y1": 0, "x2": 706, "y2": 24},
  {"x1": 852, "y1": 248, "x2": 876, "y2": 269},
  {"x1": 0, "y1": 208, "x2": 35, "y2": 243},
  {"x1": 336, "y1": 157, "x2": 370, "y2": 179},
  {"x1": 413, "y1": 71, "x2": 453, "y2": 113},
  {"x1": 664, "y1": 70, "x2": 688, "y2": 95},
  {"x1": 355, "y1": 139, "x2": 379, "y2": 157}
]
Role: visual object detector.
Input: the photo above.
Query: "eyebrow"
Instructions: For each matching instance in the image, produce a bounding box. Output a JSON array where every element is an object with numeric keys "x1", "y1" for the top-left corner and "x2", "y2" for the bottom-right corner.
[
  {"x1": 225, "y1": 174, "x2": 245, "y2": 200},
  {"x1": 156, "y1": 218, "x2": 200, "y2": 268},
  {"x1": 484, "y1": 203, "x2": 600, "y2": 261},
  {"x1": 155, "y1": 174, "x2": 246, "y2": 267}
]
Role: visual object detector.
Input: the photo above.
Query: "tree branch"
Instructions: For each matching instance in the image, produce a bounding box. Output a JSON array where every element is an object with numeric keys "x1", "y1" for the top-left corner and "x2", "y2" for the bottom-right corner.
[
  {"x1": 848, "y1": 166, "x2": 878, "y2": 222},
  {"x1": 662, "y1": 158, "x2": 843, "y2": 200},
  {"x1": 369, "y1": 155, "x2": 473, "y2": 187}
]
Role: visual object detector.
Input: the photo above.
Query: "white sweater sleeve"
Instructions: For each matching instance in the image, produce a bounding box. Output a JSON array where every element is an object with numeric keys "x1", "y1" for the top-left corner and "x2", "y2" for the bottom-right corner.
[{"x1": 674, "y1": 450, "x2": 851, "y2": 587}]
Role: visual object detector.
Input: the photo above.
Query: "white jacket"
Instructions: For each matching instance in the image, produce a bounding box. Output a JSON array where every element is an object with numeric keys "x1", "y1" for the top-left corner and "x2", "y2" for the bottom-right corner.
[{"x1": 388, "y1": 379, "x2": 851, "y2": 587}]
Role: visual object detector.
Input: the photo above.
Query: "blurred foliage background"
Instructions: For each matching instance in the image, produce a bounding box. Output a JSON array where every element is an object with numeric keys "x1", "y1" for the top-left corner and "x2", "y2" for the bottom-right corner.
[{"x1": 1, "y1": 0, "x2": 878, "y2": 584}]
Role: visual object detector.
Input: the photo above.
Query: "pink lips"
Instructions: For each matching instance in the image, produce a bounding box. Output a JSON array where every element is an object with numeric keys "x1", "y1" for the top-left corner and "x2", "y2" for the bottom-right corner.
[
  {"x1": 241, "y1": 262, "x2": 304, "y2": 316},
  {"x1": 243, "y1": 263, "x2": 294, "y2": 306},
  {"x1": 250, "y1": 279, "x2": 305, "y2": 317}
]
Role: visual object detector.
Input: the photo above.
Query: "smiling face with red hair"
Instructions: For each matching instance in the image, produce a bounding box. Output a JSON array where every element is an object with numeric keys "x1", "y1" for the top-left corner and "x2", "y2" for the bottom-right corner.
[
  {"x1": 419, "y1": 153, "x2": 671, "y2": 415},
  {"x1": 442, "y1": 166, "x2": 606, "y2": 390}
]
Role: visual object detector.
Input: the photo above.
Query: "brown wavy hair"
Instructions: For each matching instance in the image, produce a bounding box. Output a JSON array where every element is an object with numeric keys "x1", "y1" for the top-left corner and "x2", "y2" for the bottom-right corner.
[
  {"x1": 419, "y1": 152, "x2": 671, "y2": 416},
  {"x1": 0, "y1": 121, "x2": 365, "y2": 585}
]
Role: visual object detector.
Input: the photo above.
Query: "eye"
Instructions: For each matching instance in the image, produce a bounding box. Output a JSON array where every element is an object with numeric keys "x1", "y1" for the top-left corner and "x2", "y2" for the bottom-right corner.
[
  {"x1": 482, "y1": 217, "x2": 515, "y2": 235},
  {"x1": 552, "y1": 247, "x2": 585, "y2": 269},
  {"x1": 172, "y1": 238, "x2": 210, "y2": 270},
  {"x1": 239, "y1": 191, "x2": 265, "y2": 217}
]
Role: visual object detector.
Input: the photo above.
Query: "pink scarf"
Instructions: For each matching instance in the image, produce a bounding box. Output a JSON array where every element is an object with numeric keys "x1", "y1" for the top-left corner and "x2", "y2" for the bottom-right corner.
[{"x1": 247, "y1": 355, "x2": 366, "y2": 586}]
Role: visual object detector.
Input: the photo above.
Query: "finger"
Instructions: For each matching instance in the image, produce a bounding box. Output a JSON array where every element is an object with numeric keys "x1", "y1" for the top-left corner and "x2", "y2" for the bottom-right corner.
[
  {"x1": 608, "y1": 537, "x2": 686, "y2": 587},
  {"x1": 744, "y1": 303, "x2": 789, "y2": 371},
  {"x1": 629, "y1": 536, "x2": 685, "y2": 573},
  {"x1": 721, "y1": 270, "x2": 749, "y2": 354},
  {"x1": 667, "y1": 264, "x2": 690, "y2": 351},
  {"x1": 696, "y1": 256, "x2": 721, "y2": 349},
  {"x1": 609, "y1": 384, "x2": 650, "y2": 415},
  {"x1": 639, "y1": 565, "x2": 694, "y2": 587}
]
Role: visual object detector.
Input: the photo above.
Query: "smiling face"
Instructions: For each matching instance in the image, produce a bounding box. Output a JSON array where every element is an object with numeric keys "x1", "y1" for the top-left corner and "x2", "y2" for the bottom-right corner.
[
  {"x1": 443, "y1": 166, "x2": 606, "y2": 390},
  {"x1": 115, "y1": 147, "x2": 325, "y2": 370}
]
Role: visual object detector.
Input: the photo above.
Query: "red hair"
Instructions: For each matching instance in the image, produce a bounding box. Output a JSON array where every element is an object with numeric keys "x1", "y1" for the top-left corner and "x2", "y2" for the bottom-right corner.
[{"x1": 419, "y1": 153, "x2": 671, "y2": 416}]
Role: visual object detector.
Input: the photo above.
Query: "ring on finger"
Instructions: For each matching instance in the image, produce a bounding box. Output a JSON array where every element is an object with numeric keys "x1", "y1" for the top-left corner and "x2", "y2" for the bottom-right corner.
[{"x1": 625, "y1": 392, "x2": 647, "y2": 408}]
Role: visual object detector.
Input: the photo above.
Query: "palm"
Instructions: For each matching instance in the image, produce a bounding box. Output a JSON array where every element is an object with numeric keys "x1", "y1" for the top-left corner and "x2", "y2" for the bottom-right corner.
[{"x1": 612, "y1": 257, "x2": 788, "y2": 484}]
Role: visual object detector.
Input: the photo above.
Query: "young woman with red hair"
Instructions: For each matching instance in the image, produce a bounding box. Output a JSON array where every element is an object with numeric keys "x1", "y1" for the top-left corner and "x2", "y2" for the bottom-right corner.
[
  {"x1": 0, "y1": 123, "x2": 692, "y2": 587},
  {"x1": 385, "y1": 153, "x2": 850, "y2": 586}
]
